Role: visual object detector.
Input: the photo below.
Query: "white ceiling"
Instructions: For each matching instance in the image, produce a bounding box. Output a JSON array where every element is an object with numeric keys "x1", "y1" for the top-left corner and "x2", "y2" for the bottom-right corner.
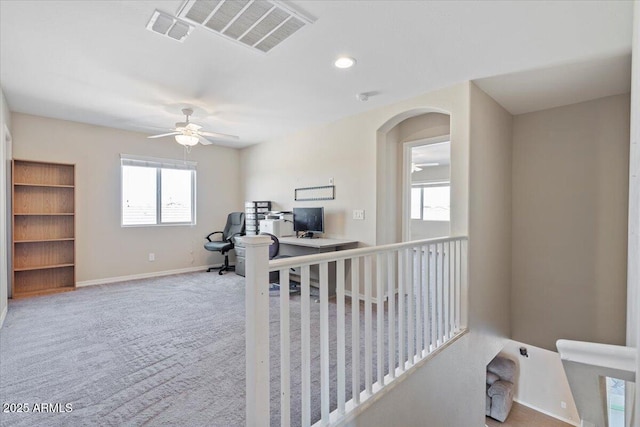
[{"x1": 0, "y1": 1, "x2": 634, "y2": 148}]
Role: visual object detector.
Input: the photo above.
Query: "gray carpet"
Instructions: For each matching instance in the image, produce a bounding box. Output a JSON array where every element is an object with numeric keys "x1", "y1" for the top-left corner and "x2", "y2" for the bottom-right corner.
[{"x1": 0, "y1": 271, "x2": 390, "y2": 427}]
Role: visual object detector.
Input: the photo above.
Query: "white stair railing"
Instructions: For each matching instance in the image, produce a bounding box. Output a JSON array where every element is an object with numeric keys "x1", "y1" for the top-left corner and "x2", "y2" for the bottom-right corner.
[
  {"x1": 244, "y1": 235, "x2": 469, "y2": 427},
  {"x1": 557, "y1": 339, "x2": 636, "y2": 427}
]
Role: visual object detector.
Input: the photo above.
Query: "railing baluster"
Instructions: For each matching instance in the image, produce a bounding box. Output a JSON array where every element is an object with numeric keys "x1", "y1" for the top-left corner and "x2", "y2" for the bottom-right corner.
[
  {"x1": 280, "y1": 268, "x2": 291, "y2": 427},
  {"x1": 301, "y1": 265, "x2": 311, "y2": 427},
  {"x1": 423, "y1": 245, "x2": 430, "y2": 355},
  {"x1": 319, "y1": 262, "x2": 330, "y2": 424},
  {"x1": 364, "y1": 255, "x2": 373, "y2": 395},
  {"x1": 397, "y1": 250, "x2": 405, "y2": 371},
  {"x1": 433, "y1": 244, "x2": 439, "y2": 348},
  {"x1": 461, "y1": 239, "x2": 468, "y2": 329},
  {"x1": 351, "y1": 257, "x2": 361, "y2": 405},
  {"x1": 438, "y1": 242, "x2": 444, "y2": 346},
  {"x1": 387, "y1": 251, "x2": 396, "y2": 379},
  {"x1": 407, "y1": 247, "x2": 414, "y2": 364},
  {"x1": 456, "y1": 239, "x2": 461, "y2": 331},
  {"x1": 336, "y1": 259, "x2": 346, "y2": 415},
  {"x1": 449, "y1": 240, "x2": 456, "y2": 337},
  {"x1": 444, "y1": 242, "x2": 450, "y2": 341},
  {"x1": 415, "y1": 245, "x2": 423, "y2": 357},
  {"x1": 376, "y1": 253, "x2": 384, "y2": 386}
]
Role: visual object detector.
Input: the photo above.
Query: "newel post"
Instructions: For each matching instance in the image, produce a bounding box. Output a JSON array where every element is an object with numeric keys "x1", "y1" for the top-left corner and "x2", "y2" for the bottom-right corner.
[{"x1": 243, "y1": 234, "x2": 272, "y2": 427}]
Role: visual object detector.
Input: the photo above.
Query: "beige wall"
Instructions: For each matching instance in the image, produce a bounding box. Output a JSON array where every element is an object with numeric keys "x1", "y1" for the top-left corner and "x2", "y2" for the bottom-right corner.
[
  {"x1": 511, "y1": 93, "x2": 630, "y2": 351},
  {"x1": 0, "y1": 88, "x2": 11, "y2": 325},
  {"x1": 241, "y1": 85, "x2": 467, "y2": 247},
  {"x1": 11, "y1": 113, "x2": 242, "y2": 283},
  {"x1": 468, "y1": 82, "x2": 513, "y2": 342},
  {"x1": 500, "y1": 340, "x2": 579, "y2": 425},
  {"x1": 243, "y1": 82, "x2": 513, "y2": 425}
]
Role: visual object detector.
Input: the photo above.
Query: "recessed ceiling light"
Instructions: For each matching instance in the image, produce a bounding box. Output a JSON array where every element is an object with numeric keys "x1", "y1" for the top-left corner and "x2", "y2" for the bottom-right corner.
[{"x1": 334, "y1": 56, "x2": 356, "y2": 69}]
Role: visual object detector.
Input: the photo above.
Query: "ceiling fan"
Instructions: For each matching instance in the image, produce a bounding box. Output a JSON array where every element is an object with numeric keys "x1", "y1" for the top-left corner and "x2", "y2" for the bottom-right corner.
[
  {"x1": 411, "y1": 162, "x2": 440, "y2": 173},
  {"x1": 148, "y1": 108, "x2": 239, "y2": 147}
]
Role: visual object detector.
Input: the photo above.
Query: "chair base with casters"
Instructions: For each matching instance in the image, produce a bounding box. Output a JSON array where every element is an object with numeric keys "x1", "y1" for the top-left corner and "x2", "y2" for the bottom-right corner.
[
  {"x1": 261, "y1": 233, "x2": 300, "y2": 293},
  {"x1": 204, "y1": 212, "x2": 245, "y2": 275},
  {"x1": 206, "y1": 255, "x2": 234, "y2": 274},
  {"x1": 204, "y1": 239, "x2": 236, "y2": 275}
]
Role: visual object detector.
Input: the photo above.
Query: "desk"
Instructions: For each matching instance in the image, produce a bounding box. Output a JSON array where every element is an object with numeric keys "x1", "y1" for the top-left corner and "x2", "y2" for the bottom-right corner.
[
  {"x1": 278, "y1": 236, "x2": 358, "y2": 253},
  {"x1": 277, "y1": 237, "x2": 358, "y2": 295}
]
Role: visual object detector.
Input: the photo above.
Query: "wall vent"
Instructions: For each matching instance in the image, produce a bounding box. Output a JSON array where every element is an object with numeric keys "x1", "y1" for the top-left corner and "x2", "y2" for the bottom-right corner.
[
  {"x1": 177, "y1": 0, "x2": 315, "y2": 53},
  {"x1": 146, "y1": 10, "x2": 194, "y2": 42}
]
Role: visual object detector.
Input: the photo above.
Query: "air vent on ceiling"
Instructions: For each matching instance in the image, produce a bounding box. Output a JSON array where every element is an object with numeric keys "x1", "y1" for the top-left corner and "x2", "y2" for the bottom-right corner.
[
  {"x1": 146, "y1": 10, "x2": 194, "y2": 42},
  {"x1": 177, "y1": 0, "x2": 315, "y2": 53}
]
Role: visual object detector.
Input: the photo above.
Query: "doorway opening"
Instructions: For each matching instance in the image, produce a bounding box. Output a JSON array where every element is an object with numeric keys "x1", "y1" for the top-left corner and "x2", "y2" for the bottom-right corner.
[{"x1": 403, "y1": 136, "x2": 450, "y2": 241}]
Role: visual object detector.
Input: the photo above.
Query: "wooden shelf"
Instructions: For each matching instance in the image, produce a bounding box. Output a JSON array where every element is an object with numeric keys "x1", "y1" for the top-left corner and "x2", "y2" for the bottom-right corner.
[
  {"x1": 15, "y1": 238, "x2": 75, "y2": 243},
  {"x1": 14, "y1": 263, "x2": 75, "y2": 272},
  {"x1": 14, "y1": 183, "x2": 75, "y2": 188},
  {"x1": 12, "y1": 160, "x2": 76, "y2": 298},
  {"x1": 14, "y1": 213, "x2": 74, "y2": 216},
  {"x1": 13, "y1": 287, "x2": 75, "y2": 299}
]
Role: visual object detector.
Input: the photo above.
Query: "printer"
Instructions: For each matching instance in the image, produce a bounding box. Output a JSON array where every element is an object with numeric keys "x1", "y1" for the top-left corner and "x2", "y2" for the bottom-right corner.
[{"x1": 259, "y1": 211, "x2": 294, "y2": 237}]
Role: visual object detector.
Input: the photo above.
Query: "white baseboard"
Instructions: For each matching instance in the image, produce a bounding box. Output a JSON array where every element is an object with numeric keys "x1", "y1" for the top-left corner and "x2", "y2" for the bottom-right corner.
[
  {"x1": 0, "y1": 305, "x2": 7, "y2": 329},
  {"x1": 76, "y1": 266, "x2": 212, "y2": 288},
  {"x1": 514, "y1": 399, "x2": 580, "y2": 426}
]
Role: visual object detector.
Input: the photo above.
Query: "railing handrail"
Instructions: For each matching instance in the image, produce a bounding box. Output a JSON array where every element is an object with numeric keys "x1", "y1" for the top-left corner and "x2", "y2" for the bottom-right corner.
[
  {"x1": 557, "y1": 339, "x2": 636, "y2": 376},
  {"x1": 557, "y1": 339, "x2": 636, "y2": 427},
  {"x1": 262, "y1": 235, "x2": 468, "y2": 271}
]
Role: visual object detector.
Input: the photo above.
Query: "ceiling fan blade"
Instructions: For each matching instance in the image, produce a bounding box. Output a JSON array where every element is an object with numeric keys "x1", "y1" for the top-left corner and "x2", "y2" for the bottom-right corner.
[
  {"x1": 198, "y1": 136, "x2": 213, "y2": 145},
  {"x1": 186, "y1": 123, "x2": 202, "y2": 131},
  {"x1": 148, "y1": 132, "x2": 180, "y2": 139},
  {"x1": 199, "y1": 130, "x2": 239, "y2": 140}
]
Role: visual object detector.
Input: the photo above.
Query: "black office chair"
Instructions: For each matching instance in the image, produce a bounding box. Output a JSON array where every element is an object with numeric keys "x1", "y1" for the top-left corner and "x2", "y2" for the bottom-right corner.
[
  {"x1": 205, "y1": 212, "x2": 245, "y2": 275},
  {"x1": 261, "y1": 233, "x2": 298, "y2": 293}
]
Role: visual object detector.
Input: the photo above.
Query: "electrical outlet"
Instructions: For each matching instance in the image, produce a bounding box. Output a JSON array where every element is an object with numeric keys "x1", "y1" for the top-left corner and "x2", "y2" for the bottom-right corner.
[
  {"x1": 560, "y1": 401, "x2": 567, "y2": 409},
  {"x1": 148, "y1": 253, "x2": 155, "y2": 262},
  {"x1": 353, "y1": 209, "x2": 365, "y2": 220}
]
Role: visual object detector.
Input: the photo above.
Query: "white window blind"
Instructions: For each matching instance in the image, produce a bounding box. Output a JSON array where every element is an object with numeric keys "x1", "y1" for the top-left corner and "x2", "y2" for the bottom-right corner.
[{"x1": 120, "y1": 154, "x2": 197, "y2": 226}]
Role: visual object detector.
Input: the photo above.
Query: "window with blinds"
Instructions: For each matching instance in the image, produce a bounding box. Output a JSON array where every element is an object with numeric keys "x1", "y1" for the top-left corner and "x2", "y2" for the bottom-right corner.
[
  {"x1": 410, "y1": 181, "x2": 450, "y2": 221},
  {"x1": 120, "y1": 154, "x2": 196, "y2": 226}
]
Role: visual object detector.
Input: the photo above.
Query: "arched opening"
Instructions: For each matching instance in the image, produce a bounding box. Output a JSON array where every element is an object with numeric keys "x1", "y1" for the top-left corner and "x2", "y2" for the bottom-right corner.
[{"x1": 376, "y1": 109, "x2": 452, "y2": 244}]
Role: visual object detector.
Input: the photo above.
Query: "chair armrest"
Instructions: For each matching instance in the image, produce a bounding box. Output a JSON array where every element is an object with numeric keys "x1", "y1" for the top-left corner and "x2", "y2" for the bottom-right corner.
[
  {"x1": 205, "y1": 231, "x2": 224, "y2": 242},
  {"x1": 487, "y1": 380, "x2": 514, "y2": 398},
  {"x1": 227, "y1": 231, "x2": 245, "y2": 243}
]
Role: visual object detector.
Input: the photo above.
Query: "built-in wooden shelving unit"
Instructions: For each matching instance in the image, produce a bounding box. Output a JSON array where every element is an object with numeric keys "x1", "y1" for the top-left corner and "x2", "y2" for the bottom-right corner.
[{"x1": 12, "y1": 159, "x2": 76, "y2": 298}]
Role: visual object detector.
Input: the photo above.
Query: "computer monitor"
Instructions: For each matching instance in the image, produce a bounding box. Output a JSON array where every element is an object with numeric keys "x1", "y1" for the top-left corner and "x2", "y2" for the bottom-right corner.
[{"x1": 293, "y1": 207, "x2": 324, "y2": 237}]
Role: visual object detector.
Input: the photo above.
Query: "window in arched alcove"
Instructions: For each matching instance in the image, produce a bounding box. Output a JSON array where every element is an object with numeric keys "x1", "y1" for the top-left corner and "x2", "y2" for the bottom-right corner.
[
  {"x1": 405, "y1": 136, "x2": 451, "y2": 240},
  {"x1": 376, "y1": 110, "x2": 452, "y2": 244}
]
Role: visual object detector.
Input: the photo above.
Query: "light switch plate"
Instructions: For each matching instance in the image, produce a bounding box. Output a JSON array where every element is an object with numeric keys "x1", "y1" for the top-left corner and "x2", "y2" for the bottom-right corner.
[{"x1": 353, "y1": 209, "x2": 365, "y2": 220}]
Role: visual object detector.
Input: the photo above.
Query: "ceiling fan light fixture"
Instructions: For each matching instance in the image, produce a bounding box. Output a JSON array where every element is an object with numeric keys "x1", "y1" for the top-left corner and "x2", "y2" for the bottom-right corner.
[
  {"x1": 335, "y1": 56, "x2": 356, "y2": 69},
  {"x1": 175, "y1": 134, "x2": 199, "y2": 146}
]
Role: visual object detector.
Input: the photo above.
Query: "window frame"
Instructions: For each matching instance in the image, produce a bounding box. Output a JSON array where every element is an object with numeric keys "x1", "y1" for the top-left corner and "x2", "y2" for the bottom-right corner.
[
  {"x1": 120, "y1": 154, "x2": 197, "y2": 227},
  {"x1": 411, "y1": 180, "x2": 451, "y2": 222}
]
